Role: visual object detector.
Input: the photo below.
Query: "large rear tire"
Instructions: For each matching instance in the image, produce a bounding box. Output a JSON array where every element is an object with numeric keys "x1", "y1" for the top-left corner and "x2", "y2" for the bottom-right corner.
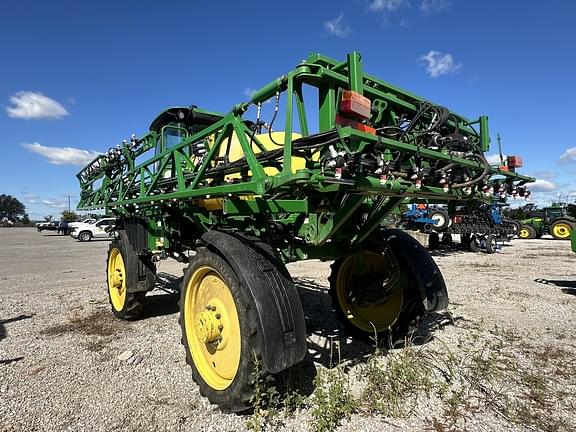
[
  {"x1": 551, "y1": 220, "x2": 573, "y2": 240},
  {"x1": 329, "y1": 229, "x2": 444, "y2": 342},
  {"x1": 180, "y1": 247, "x2": 263, "y2": 413}
]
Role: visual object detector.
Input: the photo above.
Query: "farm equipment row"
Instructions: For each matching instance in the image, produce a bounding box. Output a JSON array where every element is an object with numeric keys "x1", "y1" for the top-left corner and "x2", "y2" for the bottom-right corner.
[
  {"x1": 77, "y1": 52, "x2": 533, "y2": 411},
  {"x1": 401, "y1": 202, "x2": 520, "y2": 253}
]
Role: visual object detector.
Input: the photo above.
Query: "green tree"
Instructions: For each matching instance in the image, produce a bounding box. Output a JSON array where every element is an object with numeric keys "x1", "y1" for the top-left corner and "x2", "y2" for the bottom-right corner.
[
  {"x1": 61, "y1": 210, "x2": 79, "y2": 222},
  {"x1": 0, "y1": 194, "x2": 26, "y2": 222},
  {"x1": 21, "y1": 214, "x2": 31, "y2": 225}
]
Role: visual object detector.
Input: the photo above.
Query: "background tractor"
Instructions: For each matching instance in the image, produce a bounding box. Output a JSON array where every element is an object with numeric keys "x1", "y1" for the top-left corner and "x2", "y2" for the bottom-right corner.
[
  {"x1": 517, "y1": 204, "x2": 576, "y2": 240},
  {"x1": 76, "y1": 52, "x2": 532, "y2": 412}
]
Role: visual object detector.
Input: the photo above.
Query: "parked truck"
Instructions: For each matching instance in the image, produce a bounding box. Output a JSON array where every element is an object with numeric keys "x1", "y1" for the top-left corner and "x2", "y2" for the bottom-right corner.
[{"x1": 76, "y1": 52, "x2": 532, "y2": 411}]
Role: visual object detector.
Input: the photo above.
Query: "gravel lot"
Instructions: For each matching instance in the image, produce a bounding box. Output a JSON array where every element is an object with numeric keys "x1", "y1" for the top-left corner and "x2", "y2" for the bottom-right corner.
[{"x1": 1, "y1": 228, "x2": 575, "y2": 431}]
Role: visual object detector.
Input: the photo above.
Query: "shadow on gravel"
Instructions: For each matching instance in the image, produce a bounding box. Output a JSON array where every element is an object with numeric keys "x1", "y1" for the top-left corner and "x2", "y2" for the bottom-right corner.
[
  {"x1": 428, "y1": 247, "x2": 471, "y2": 257},
  {"x1": 0, "y1": 314, "x2": 33, "y2": 342},
  {"x1": 139, "y1": 272, "x2": 181, "y2": 320},
  {"x1": 294, "y1": 277, "x2": 453, "y2": 371},
  {"x1": 0, "y1": 315, "x2": 32, "y2": 365},
  {"x1": 0, "y1": 357, "x2": 24, "y2": 365},
  {"x1": 534, "y1": 278, "x2": 576, "y2": 296}
]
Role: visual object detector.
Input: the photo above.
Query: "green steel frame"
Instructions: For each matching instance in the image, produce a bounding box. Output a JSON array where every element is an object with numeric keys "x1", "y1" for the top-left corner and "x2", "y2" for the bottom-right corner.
[{"x1": 77, "y1": 52, "x2": 533, "y2": 261}]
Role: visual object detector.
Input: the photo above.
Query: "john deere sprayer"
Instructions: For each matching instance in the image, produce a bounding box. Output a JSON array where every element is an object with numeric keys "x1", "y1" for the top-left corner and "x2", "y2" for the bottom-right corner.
[{"x1": 77, "y1": 52, "x2": 532, "y2": 411}]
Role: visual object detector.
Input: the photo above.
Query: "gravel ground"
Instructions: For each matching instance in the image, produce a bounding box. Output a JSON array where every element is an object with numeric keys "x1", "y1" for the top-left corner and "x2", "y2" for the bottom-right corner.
[{"x1": 1, "y1": 228, "x2": 575, "y2": 431}]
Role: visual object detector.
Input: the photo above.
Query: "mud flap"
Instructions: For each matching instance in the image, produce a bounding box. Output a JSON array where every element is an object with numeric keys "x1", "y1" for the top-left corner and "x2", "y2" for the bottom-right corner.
[
  {"x1": 117, "y1": 230, "x2": 156, "y2": 293},
  {"x1": 382, "y1": 229, "x2": 449, "y2": 312},
  {"x1": 201, "y1": 231, "x2": 307, "y2": 374}
]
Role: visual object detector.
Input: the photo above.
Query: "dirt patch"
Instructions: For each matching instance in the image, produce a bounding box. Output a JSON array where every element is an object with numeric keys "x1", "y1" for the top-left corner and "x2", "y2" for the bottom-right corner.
[{"x1": 40, "y1": 308, "x2": 129, "y2": 337}]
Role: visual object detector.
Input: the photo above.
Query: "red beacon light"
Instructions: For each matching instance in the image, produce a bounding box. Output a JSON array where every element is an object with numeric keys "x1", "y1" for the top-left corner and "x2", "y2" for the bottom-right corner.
[
  {"x1": 336, "y1": 90, "x2": 376, "y2": 135},
  {"x1": 340, "y1": 90, "x2": 371, "y2": 119},
  {"x1": 507, "y1": 155, "x2": 523, "y2": 170}
]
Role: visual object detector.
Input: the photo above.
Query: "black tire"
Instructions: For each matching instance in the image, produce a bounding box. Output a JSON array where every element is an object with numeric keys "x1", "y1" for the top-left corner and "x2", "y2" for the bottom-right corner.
[
  {"x1": 329, "y1": 229, "x2": 443, "y2": 343},
  {"x1": 509, "y1": 220, "x2": 521, "y2": 236},
  {"x1": 180, "y1": 247, "x2": 263, "y2": 413},
  {"x1": 550, "y1": 220, "x2": 574, "y2": 240},
  {"x1": 468, "y1": 235, "x2": 479, "y2": 252},
  {"x1": 485, "y1": 234, "x2": 497, "y2": 254},
  {"x1": 106, "y1": 238, "x2": 146, "y2": 320},
  {"x1": 518, "y1": 224, "x2": 536, "y2": 239},
  {"x1": 441, "y1": 233, "x2": 453, "y2": 246},
  {"x1": 429, "y1": 208, "x2": 450, "y2": 232},
  {"x1": 461, "y1": 233, "x2": 471, "y2": 249},
  {"x1": 78, "y1": 231, "x2": 92, "y2": 242},
  {"x1": 428, "y1": 232, "x2": 440, "y2": 250}
]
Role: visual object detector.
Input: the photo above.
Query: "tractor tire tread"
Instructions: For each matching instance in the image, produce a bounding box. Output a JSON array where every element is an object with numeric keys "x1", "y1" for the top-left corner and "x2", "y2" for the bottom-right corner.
[{"x1": 179, "y1": 247, "x2": 266, "y2": 413}]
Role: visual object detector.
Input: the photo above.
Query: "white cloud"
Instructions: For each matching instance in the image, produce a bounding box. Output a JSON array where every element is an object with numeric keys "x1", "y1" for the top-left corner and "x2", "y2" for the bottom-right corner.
[
  {"x1": 244, "y1": 88, "x2": 257, "y2": 99},
  {"x1": 370, "y1": 0, "x2": 407, "y2": 12},
  {"x1": 41, "y1": 199, "x2": 67, "y2": 210},
  {"x1": 22, "y1": 143, "x2": 100, "y2": 166},
  {"x1": 528, "y1": 179, "x2": 558, "y2": 192},
  {"x1": 324, "y1": 14, "x2": 351, "y2": 38},
  {"x1": 6, "y1": 91, "x2": 69, "y2": 119},
  {"x1": 530, "y1": 170, "x2": 557, "y2": 180},
  {"x1": 485, "y1": 153, "x2": 506, "y2": 165},
  {"x1": 559, "y1": 147, "x2": 576, "y2": 162},
  {"x1": 420, "y1": 50, "x2": 462, "y2": 77},
  {"x1": 420, "y1": 0, "x2": 451, "y2": 14}
]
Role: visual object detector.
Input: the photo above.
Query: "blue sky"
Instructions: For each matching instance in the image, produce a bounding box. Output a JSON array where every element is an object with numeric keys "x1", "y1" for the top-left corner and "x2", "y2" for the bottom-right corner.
[{"x1": 1, "y1": 0, "x2": 575, "y2": 219}]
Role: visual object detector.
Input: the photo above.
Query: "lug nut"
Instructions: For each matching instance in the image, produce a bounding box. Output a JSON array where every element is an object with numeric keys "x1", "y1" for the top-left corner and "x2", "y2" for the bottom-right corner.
[{"x1": 215, "y1": 313, "x2": 221, "y2": 319}]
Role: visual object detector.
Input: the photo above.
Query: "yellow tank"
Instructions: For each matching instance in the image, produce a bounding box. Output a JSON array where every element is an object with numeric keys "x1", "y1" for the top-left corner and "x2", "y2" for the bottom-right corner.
[
  {"x1": 220, "y1": 131, "x2": 307, "y2": 180},
  {"x1": 195, "y1": 131, "x2": 310, "y2": 211}
]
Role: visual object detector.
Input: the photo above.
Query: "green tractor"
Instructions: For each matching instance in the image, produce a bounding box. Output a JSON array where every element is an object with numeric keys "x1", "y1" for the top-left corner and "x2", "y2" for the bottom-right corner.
[{"x1": 518, "y1": 205, "x2": 576, "y2": 240}]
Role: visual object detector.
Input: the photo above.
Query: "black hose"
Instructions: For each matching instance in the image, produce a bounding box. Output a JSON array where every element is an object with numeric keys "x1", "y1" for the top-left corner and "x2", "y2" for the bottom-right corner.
[{"x1": 451, "y1": 153, "x2": 491, "y2": 189}]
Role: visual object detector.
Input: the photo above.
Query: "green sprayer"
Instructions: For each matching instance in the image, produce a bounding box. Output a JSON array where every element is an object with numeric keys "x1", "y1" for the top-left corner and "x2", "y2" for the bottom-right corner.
[{"x1": 77, "y1": 52, "x2": 533, "y2": 411}]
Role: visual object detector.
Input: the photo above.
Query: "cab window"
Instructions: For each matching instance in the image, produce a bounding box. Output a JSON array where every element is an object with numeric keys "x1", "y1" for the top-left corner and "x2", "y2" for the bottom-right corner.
[{"x1": 154, "y1": 126, "x2": 189, "y2": 172}]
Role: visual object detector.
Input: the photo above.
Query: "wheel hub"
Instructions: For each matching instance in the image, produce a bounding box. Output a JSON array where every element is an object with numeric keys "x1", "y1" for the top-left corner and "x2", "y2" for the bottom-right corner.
[
  {"x1": 195, "y1": 307, "x2": 223, "y2": 343},
  {"x1": 112, "y1": 269, "x2": 123, "y2": 288},
  {"x1": 349, "y1": 272, "x2": 398, "y2": 307}
]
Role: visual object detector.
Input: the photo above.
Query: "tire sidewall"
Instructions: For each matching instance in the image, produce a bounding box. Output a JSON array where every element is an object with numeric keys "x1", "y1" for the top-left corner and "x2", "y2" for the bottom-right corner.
[
  {"x1": 106, "y1": 238, "x2": 143, "y2": 320},
  {"x1": 485, "y1": 234, "x2": 497, "y2": 254},
  {"x1": 180, "y1": 248, "x2": 261, "y2": 412}
]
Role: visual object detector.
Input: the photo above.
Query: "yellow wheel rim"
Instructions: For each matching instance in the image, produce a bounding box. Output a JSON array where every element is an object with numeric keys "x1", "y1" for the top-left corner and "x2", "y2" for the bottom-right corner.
[
  {"x1": 519, "y1": 228, "x2": 530, "y2": 239},
  {"x1": 184, "y1": 266, "x2": 241, "y2": 390},
  {"x1": 335, "y1": 251, "x2": 403, "y2": 333},
  {"x1": 108, "y1": 248, "x2": 126, "y2": 312},
  {"x1": 553, "y1": 223, "x2": 571, "y2": 239}
]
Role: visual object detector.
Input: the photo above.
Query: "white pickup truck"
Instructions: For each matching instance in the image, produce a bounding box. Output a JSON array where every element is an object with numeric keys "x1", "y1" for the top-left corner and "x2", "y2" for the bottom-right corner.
[{"x1": 70, "y1": 218, "x2": 116, "y2": 242}]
